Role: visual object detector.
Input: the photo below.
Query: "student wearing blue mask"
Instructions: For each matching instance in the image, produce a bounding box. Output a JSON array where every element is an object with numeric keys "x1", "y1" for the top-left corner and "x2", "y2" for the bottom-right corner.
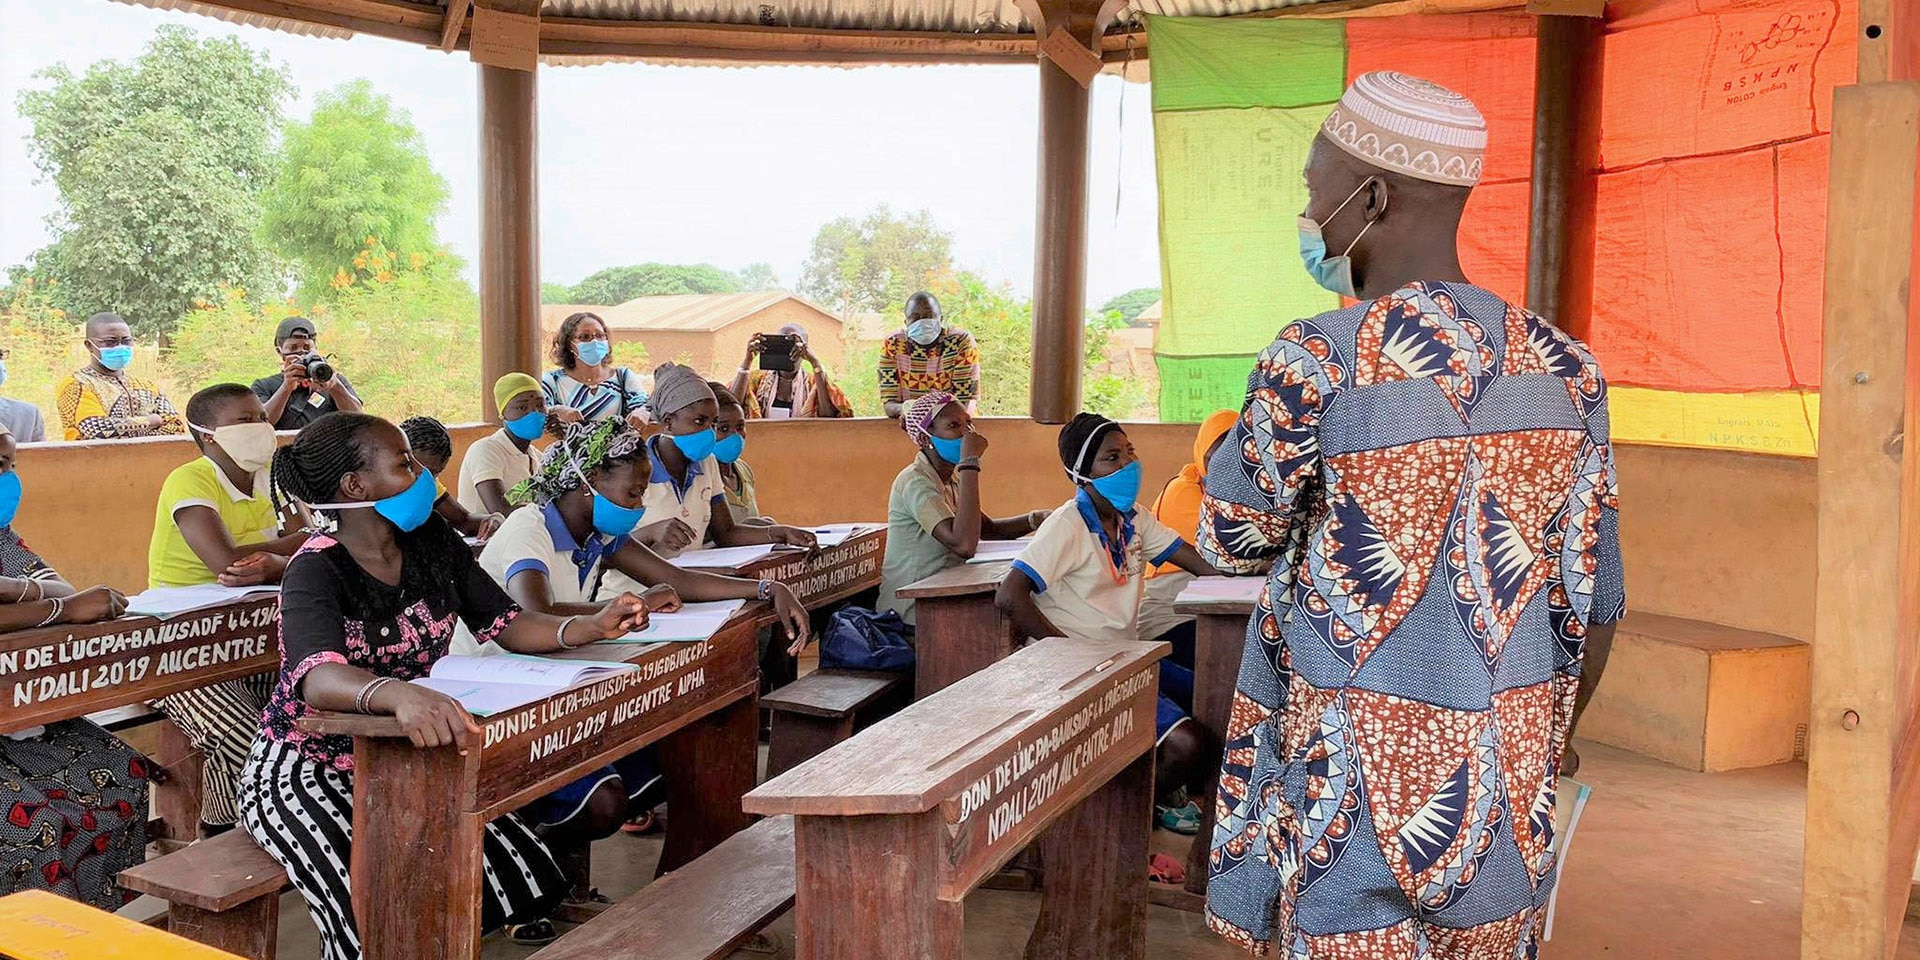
[
  {"x1": 399, "y1": 417, "x2": 504, "y2": 542},
  {"x1": 245, "y1": 412, "x2": 651, "y2": 960},
  {"x1": 875, "y1": 391, "x2": 1047, "y2": 626},
  {"x1": 454, "y1": 373, "x2": 547, "y2": 521},
  {"x1": 541, "y1": 312, "x2": 649, "y2": 431},
  {"x1": 56, "y1": 313, "x2": 185, "y2": 441},
  {"x1": 632, "y1": 364, "x2": 814, "y2": 559},
  {"x1": 995, "y1": 413, "x2": 1223, "y2": 837},
  {"x1": 708, "y1": 382, "x2": 772, "y2": 529}
]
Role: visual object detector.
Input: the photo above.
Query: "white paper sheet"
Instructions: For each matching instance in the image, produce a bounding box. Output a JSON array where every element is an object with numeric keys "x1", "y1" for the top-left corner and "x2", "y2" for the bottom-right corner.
[
  {"x1": 807, "y1": 523, "x2": 873, "y2": 548},
  {"x1": 606, "y1": 608, "x2": 740, "y2": 644},
  {"x1": 410, "y1": 677, "x2": 559, "y2": 717},
  {"x1": 427, "y1": 652, "x2": 634, "y2": 687},
  {"x1": 1542, "y1": 777, "x2": 1592, "y2": 941},
  {"x1": 123, "y1": 583, "x2": 280, "y2": 619},
  {"x1": 668, "y1": 543, "x2": 788, "y2": 570},
  {"x1": 1175, "y1": 576, "x2": 1266, "y2": 604},
  {"x1": 964, "y1": 539, "x2": 1031, "y2": 564}
]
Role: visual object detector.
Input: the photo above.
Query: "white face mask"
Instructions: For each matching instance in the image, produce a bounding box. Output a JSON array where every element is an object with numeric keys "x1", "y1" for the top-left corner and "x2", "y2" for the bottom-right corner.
[
  {"x1": 907, "y1": 316, "x2": 943, "y2": 346},
  {"x1": 193, "y1": 422, "x2": 277, "y2": 474}
]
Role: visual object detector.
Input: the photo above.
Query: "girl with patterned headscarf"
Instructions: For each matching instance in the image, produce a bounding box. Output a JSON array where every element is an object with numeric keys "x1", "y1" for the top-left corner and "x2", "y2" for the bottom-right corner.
[
  {"x1": 632, "y1": 363, "x2": 817, "y2": 560},
  {"x1": 875, "y1": 391, "x2": 1050, "y2": 626},
  {"x1": 472, "y1": 418, "x2": 817, "y2": 928}
]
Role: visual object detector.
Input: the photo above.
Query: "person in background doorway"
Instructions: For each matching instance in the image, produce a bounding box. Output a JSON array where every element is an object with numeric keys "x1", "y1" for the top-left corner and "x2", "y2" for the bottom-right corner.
[
  {"x1": 875, "y1": 391, "x2": 1047, "y2": 626},
  {"x1": 399, "y1": 416, "x2": 504, "y2": 542},
  {"x1": 708, "y1": 382, "x2": 771, "y2": 529},
  {"x1": 879, "y1": 292, "x2": 980, "y2": 418},
  {"x1": 542, "y1": 312, "x2": 649, "y2": 431},
  {"x1": 459, "y1": 373, "x2": 546, "y2": 520},
  {"x1": 251, "y1": 316, "x2": 362, "y2": 431},
  {"x1": 56, "y1": 312, "x2": 184, "y2": 441},
  {"x1": 0, "y1": 349, "x2": 47, "y2": 443},
  {"x1": 0, "y1": 422, "x2": 144, "y2": 911},
  {"x1": 1197, "y1": 72, "x2": 1625, "y2": 956},
  {"x1": 630, "y1": 364, "x2": 814, "y2": 559},
  {"x1": 730, "y1": 323, "x2": 851, "y2": 419},
  {"x1": 148, "y1": 383, "x2": 308, "y2": 836},
  {"x1": 996, "y1": 413, "x2": 1223, "y2": 842}
]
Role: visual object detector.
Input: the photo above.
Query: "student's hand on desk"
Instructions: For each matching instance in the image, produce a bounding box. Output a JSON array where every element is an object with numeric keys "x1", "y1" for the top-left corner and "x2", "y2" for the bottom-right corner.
[
  {"x1": 644, "y1": 519, "x2": 698, "y2": 554},
  {"x1": 772, "y1": 526, "x2": 817, "y2": 553},
  {"x1": 640, "y1": 584, "x2": 683, "y2": 613},
  {"x1": 770, "y1": 583, "x2": 812, "y2": 655},
  {"x1": 476, "y1": 513, "x2": 505, "y2": 540},
  {"x1": 594, "y1": 593, "x2": 649, "y2": 637},
  {"x1": 389, "y1": 684, "x2": 479, "y2": 751},
  {"x1": 1560, "y1": 743, "x2": 1581, "y2": 777},
  {"x1": 63, "y1": 586, "x2": 127, "y2": 624},
  {"x1": 219, "y1": 552, "x2": 287, "y2": 587},
  {"x1": 625, "y1": 410, "x2": 652, "y2": 431}
]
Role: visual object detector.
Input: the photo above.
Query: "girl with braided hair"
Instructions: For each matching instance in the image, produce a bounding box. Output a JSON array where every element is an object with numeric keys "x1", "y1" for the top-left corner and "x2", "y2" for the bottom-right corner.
[{"x1": 238, "y1": 412, "x2": 649, "y2": 960}]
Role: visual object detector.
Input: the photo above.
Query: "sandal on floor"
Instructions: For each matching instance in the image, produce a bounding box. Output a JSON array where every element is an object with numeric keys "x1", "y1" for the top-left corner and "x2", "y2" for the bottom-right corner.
[
  {"x1": 738, "y1": 931, "x2": 783, "y2": 955},
  {"x1": 1156, "y1": 800, "x2": 1202, "y2": 835},
  {"x1": 506, "y1": 919, "x2": 560, "y2": 946},
  {"x1": 620, "y1": 809, "x2": 666, "y2": 836},
  {"x1": 1148, "y1": 852, "x2": 1187, "y2": 885},
  {"x1": 564, "y1": 887, "x2": 614, "y2": 906}
]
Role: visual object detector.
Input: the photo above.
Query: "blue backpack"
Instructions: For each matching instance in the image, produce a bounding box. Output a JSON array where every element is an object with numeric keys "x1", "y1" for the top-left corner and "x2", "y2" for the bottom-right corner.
[{"x1": 820, "y1": 607, "x2": 916, "y2": 673}]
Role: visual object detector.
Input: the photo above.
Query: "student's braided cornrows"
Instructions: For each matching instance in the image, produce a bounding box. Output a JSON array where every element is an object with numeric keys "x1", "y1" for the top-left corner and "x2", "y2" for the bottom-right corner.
[
  {"x1": 398, "y1": 416, "x2": 452, "y2": 464},
  {"x1": 269, "y1": 412, "x2": 382, "y2": 517}
]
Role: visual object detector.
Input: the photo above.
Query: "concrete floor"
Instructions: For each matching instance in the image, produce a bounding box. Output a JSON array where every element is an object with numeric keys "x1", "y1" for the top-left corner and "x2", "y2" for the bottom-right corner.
[{"x1": 257, "y1": 739, "x2": 1920, "y2": 959}]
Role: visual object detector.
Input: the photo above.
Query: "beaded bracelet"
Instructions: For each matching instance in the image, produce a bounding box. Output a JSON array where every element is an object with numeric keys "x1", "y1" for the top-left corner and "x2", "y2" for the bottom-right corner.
[
  {"x1": 756, "y1": 579, "x2": 775, "y2": 601},
  {"x1": 34, "y1": 597, "x2": 63, "y2": 629}
]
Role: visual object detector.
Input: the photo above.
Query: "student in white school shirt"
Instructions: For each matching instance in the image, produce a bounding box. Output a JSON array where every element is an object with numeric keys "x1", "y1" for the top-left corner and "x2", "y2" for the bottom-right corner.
[{"x1": 996, "y1": 413, "x2": 1224, "y2": 837}]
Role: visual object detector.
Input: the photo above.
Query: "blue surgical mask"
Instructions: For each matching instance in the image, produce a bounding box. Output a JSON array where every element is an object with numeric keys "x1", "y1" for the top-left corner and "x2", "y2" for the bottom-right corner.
[
  {"x1": 505, "y1": 410, "x2": 547, "y2": 442},
  {"x1": 670, "y1": 428, "x2": 718, "y2": 462},
  {"x1": 1084, "y1": 461, "x2": 1144, "y2": 514},
  {"x1": 713, "y1": 433, "x2": 746, "y2": 464},
  {"x1": 310, "y1": 469, "x2": 439, "y2": 533},
  {"x1": 591, "y1": 489, "x2": 647, "y2": 539},
  {"x1": 0, "y1": 471, "x2": 23, "y2": 526},
  {"x1": 98, "y1": 345, "x2": 134, "y2": 372},
  {"x1": 928, "y1": 434, "x2": 965, "y2": 465},
  {"x1": 907, "y1": 317, "x2": 943, "y2": 346},
  {"x1": 1298, "y1": 178, "x2": 1377, "y2": 298},
  {"x1": 576, "y1": 338, "x2": 611, "y2": 366}
]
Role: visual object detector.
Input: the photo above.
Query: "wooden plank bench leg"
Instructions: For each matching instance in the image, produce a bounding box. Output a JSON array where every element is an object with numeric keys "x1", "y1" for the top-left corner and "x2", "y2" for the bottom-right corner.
[
  {"x1": 1185, "y1": 612, "x2": 1248, "y2": 899},
  {"x1": 914, "y1": 596, "x2": 1014, "y2": 697},
  {"x1": 657, "y1": 695, "x2": 756, "y2": 875},
  {"x1": 167, "y1": 897, "x2": 278, "y2": 960},
  {"x1": 794, "y1": 813, "x2": 962, "y2": 960},
  {"x1": 151, "y1": 716, "x2": 205, "y2": 843},
  {"x1": 1025, "y1": 752, "x2": 1152, "y2": 960},
  {"x1": 765, "y1": 711, "x2": 856, "y2": 781}
]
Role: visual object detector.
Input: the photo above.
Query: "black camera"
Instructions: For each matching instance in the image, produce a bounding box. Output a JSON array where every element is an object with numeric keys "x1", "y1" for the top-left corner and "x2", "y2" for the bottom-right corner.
[
  {"x1": 758, "y1": 334, "x2": 799, "y2": 373},
  {"x1": 299, "y1": 353, "x2": 335, "y2": 384}
]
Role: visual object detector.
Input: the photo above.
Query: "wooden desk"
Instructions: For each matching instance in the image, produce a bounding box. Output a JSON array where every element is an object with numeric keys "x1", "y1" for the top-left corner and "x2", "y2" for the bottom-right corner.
[
  {"x1": 0, "y1": 596, "x2": 280, "y2": 732},
  {"x1": 691, "y1": 528, "x2": 887, "y2": 610},
  {"x1": 298, "y1": 613, "x2": 764, "y2": 960},
  {"x1": 897, "y1": 560, "x2": 1014, "y2": 697},
  {"x1": 745, "y1": 637, "x2": 1168, "y2": 960},
  {"x1": 1172, "y1": 592, "x2": 1255, "y2": 904}
]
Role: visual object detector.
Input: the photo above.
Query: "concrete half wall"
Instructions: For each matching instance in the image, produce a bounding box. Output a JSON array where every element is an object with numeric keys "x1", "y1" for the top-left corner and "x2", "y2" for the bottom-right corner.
[{"x1": 11, "y1": 422, "x2": 1815, "y2": 647}]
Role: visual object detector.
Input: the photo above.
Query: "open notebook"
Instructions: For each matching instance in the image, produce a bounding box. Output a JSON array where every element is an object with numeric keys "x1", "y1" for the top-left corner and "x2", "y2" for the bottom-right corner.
[
  {"x1": 1542, "y1": 776, "x2": 1593, "y2": 941},
  {"x1": 412, "y1": 653, "x2": 636, "y2": 717},
  {"x1": 603, "y1": 600, "x2": 746, "y2": 644},
  {"x1": 123, "y1": 583, "x2": 281, "y2": 619},
  {"x1": 964, "y1": 539, "x2": 1030, "y2": 565}
]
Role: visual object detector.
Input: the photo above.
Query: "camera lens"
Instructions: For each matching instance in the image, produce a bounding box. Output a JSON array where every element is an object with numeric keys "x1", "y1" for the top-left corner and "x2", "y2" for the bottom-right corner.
[{"x1": 305, "y1": 355, "x2": 333, "y2": 383}]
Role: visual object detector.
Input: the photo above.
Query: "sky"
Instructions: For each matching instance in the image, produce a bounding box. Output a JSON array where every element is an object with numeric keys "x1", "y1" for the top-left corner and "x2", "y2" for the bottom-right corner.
[{"x1": 0, "y1": 0, "x2": 1164, "y2": 308}]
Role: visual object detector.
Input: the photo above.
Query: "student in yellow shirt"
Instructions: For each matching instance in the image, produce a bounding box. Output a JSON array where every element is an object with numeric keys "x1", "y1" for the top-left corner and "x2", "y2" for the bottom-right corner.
[
  {"x1": 996, "y1": 413, "x2": 1223, "y2": 840},
  {"x1": 147, "y1": 383, "x2": 308, "y2": 835},
  {"x1": 399, "y1": 416, "x2": 505, "y2": 541}
]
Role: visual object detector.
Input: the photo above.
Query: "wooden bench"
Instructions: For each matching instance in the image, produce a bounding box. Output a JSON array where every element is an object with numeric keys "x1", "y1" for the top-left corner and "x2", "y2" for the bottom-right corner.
[
  {"x1": 745, "y1": 636, "x2": 1169, "y2": 960},
  {"x1": 118, "y1": 829, "x2": 289, "y2": 960},
  {"x1": 762, "y1": 669, "x2": 908, "y2": 779},
  {"x1": 896, "y1": 560, "x2": 1015, "y2": 697},
  {"x1": 1579, "y1": 612, "x2": 1810, "y2": 771},
  {"x1": 0, "y1": 889, "x2": 252, "y2": 960},
  {"x1": 531, "y1": 815, "x2": 796, "y2": 960}
]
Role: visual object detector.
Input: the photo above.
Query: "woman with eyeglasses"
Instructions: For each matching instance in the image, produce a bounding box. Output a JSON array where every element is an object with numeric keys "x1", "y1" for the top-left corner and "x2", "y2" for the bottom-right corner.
[
  {"x1": 540, "y1": 312, "x2": 650, "y2": 432},
  {"x1": 55, "y1": 312, "x2": 185, "y2": 441}
]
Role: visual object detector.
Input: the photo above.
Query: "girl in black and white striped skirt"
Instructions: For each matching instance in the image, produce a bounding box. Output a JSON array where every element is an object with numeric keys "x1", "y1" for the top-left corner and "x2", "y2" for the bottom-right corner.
[{"x1": 237, "y1": 413, "x2": 648, "y2": 960}]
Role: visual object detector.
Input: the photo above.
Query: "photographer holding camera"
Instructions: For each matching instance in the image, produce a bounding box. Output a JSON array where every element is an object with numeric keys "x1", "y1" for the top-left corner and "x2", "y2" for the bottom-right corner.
[
  {"x1": 729, "y1": 323, "x2": 851, "y2": 419},
  {"x1": 251, "y1": 316, "x2": 363, "y2": 431}
]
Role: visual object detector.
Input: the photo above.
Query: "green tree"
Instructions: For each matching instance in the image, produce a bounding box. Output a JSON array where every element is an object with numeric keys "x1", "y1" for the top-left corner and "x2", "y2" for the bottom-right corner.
[
  {"x1": 735, "y1": 262, "x2": 781, "y2": 292},
  {"x1": 796, "y1": 206, "x2": 953, "y2": 314},
  {"x1": 569, "y1": 263, "x2": 740, "y2": 305},
  {"x1": 262, "y1": 80, "x2": 449, "y2": 300},
  {"x1": 1099, "y1": 287, "x2": 1162, "y2": 324},
  {"x1": 14, "y1": 26, "x2": 292, "y2": 337},
  {"x1": 541, "y1": 282, "x2": 576, "y2": 304}
]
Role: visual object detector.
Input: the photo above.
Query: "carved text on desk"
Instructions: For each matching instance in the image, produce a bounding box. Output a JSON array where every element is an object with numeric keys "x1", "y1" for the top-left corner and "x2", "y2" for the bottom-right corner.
[
  {"x1": 2, "y1": 602, "x2": 278, "y2": 711},
  {"x1": 753, "y1": 535, "x2": 883, "y2": 607}
]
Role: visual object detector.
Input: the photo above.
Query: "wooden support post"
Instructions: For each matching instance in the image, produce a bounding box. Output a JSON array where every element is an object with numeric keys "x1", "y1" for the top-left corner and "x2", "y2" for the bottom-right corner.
[
  {"x1": 478, "y1": 62, "x2": 541, "y2": 423},
  {"x1": 1524, "y1": 13, "x2": 1603, "y2": 335},
  {"x1": 1800, "y1": 78, "x2": 1920, "y2": 960},
  {"x1": 1027, "y1": 0, "x2": 1097, "y2": 424}
]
